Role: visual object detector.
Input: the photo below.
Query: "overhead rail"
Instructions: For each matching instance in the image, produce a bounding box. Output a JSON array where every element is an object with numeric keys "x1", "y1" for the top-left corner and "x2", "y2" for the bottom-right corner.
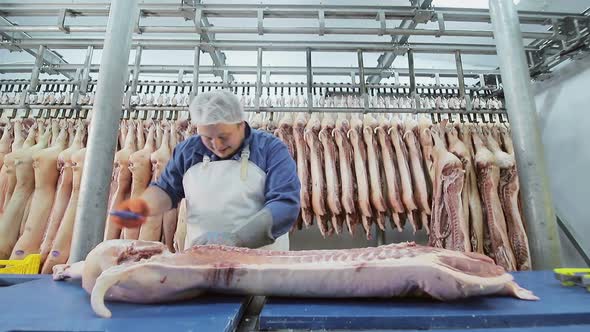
[
  {"x1": 1, "y1": 2, "x2": 588, "y2": 79},
  {"x1": 0, "y1": 3, "x2": 586, "y2": 23}
]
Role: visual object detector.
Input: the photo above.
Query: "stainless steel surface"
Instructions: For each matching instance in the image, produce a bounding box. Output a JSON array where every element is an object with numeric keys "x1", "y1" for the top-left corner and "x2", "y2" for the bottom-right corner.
[
  {"x1": 69, "y1": 0, "x2": 139, "y2": 263},
  {"x1": 489, "y1": 0, "x2": 562, "y2": 269}
]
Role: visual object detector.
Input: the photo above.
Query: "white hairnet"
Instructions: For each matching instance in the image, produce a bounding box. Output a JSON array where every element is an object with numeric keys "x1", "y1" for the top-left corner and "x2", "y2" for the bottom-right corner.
[{"x1": 188, "y1": 89, "x2": 245, "y2": 125}]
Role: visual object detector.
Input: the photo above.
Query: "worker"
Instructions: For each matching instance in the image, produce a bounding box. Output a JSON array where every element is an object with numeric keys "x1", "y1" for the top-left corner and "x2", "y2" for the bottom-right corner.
[{"x1": 109, "y1": 89, "x2": 301, "y2": 251}]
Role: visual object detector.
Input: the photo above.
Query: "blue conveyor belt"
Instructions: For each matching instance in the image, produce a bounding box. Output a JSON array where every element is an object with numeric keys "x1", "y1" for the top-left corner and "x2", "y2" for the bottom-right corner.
[
  {"x1": 259, "y1": 271, "x2": 590, "y2": 330},
  {"x1": 0, "y1": 275, "x2": 248, "y2": 332}
]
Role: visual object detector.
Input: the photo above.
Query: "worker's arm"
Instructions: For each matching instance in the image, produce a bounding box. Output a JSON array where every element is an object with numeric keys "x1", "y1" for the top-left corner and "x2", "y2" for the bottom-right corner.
[
  {"x1": 110, "y1": 141, "x2": 189, "y2": 228},
  {"x1": 233, "y1": 139, "x2": 301, "y2": 248},
  {"x1": 140, "y1": 186, "x2": 172, "y2": 216}
]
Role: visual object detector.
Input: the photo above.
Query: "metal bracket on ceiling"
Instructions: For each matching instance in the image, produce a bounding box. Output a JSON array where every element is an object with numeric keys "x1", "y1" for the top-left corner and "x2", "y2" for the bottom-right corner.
[
  {"x1": 180, "y1": 0, "x2": 197, "y2": 21},
  {"x1": 414, "y1": 9, "x2": 434, "y2": 24},
  {"x1": 194, "y1": 8, "x2": 203, "y2": 34},
  {"x1": 223, "y1": 69, "x2": 231, "y2": 88},
  {"x1": 436, "y1": 12, "x2": 445, "y2": 38},
  {"x1": 318, "y1": 10, "x2": 325, "y2": 36},
  {"x1": 57, "y1": 9, "x2": 70, "y2": 34},
  {"x1": 393, "y1": 46, "x2": 407, "y2": 56},
  {"x1": 257, "y1": 9, "x2": 264, "y2": 36},
  {"x1": 1, "y1": 37, "x2": 23, "y2": 52},
  {"x1": 377, "y1": 11, "x2": 386, "y2": 36},
  {"x1": 135, "y1": 9, "x2": 144, "y2": 34},
  {"x1": 478, "y1": 74, "x2": 486, "y2": 90}
]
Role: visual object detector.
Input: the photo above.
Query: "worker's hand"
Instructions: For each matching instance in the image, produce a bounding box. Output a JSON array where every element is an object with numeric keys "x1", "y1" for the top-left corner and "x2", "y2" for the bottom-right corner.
[
  {"x1": 109, "y1": 198, "x2": 150, "y2": 228},
  {"x1": 190, "y1": 231, "x2": 241, "y2": 247}
]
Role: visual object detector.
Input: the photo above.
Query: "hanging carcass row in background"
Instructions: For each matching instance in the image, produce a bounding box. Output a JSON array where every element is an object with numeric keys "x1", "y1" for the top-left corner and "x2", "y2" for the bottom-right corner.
[
  {"x1": 0, "y1": 90, "x2": 530, "y2": 274},
  {"x1": 0, "y1": 115, "x2": 195, "y2": 274},
  {"x1": 252, "y1": 93, "x2": 531, "y2": 272}
]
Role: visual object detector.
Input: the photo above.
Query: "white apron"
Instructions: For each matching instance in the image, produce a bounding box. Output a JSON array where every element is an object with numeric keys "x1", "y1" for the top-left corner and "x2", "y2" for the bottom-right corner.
[{"x1": 182, "y1": 146, "x2": 289, "y2": 251}]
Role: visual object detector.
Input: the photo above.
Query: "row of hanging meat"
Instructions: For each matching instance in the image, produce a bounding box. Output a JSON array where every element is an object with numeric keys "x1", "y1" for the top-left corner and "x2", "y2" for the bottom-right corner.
[
  {"x1": 0, "y1": 117, "x2": 194, "y2": 275},
  {"x1": 255, "y1": 111, "x2": 530, "y2": 272},
  {"x1": 0, "y1": 107, "x2": 529, "y2": 274}
]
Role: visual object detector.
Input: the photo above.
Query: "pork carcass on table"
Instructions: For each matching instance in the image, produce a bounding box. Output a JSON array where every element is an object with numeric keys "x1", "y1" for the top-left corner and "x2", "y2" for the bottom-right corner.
[{"x1": 52, "y1": 239, "x2": 538, "y2": 319}]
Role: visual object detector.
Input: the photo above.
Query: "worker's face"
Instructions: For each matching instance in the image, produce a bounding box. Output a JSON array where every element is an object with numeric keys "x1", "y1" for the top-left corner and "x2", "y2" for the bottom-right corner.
[{"x1": 197, "y1": 122, "x2": 246, "y2": 158}]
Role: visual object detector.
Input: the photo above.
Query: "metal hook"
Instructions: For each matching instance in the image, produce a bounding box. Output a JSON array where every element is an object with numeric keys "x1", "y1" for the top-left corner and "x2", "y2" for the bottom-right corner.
[
  {"x1": 20, "y1": 108, "x2": 31, "y2": 119},
  {"x1": 7, "y1": 109, "x2": 18, "y2": 119},
  {"x1": 44, "y1": 108, "x2": 53, "y2": 119}
]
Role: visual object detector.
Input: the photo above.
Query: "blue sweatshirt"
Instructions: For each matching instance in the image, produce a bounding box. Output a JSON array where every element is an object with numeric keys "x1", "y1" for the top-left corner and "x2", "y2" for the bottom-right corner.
[{"x1": 151, "y1": 122, "x2": 301, "y2": 239}]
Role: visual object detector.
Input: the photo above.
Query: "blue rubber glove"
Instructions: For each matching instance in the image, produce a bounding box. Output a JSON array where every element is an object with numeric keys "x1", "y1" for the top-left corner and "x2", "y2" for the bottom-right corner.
[{"x1": 190, "y1": 209, "x2": 276, "y2": 248}]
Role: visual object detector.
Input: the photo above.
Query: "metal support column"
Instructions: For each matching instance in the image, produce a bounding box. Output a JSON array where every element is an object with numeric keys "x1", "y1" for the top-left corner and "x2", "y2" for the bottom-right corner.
[
  {"x1": 306, "y1": 48, "x2": 313, "y2": 110},
  {"x1": 489, "y1": 0, "x2": 562, "y2": 269},
  {"x1": 255, "y1": 47, "x2": 262, "y2": 110},
  {"x1": 191, "y1": 46, "x2": 201, "y2": 102},
  {"x1": 70, "y1": 0, "x2": 139, "y2": 263},
  {"x1": 407, "y1": 49, "x2": 421, "y2": 111},
  {"x1": 454, "y1": 50, "x2": 472, "y2": 122},
  {"x1": 357, "y1": 50, "x2": 369, "y2": 111},
  {"x1": 29, "y1": 45, "x2": 45, "y2": 92}
]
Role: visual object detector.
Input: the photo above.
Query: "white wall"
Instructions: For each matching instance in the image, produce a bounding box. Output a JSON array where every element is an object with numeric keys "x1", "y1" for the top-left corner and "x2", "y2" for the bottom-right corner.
[{"x1": 532, "y1": 56, "x2": 590, "y2": 267}]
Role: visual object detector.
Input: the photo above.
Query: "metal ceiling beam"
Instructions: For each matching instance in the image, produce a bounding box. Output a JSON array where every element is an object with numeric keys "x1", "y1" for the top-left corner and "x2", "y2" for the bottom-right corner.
[
  {"x1": 1, "y1": 38, "x2": 516, "y2": 54},
  {"x1": 0, "y1": 63, "x2": 501, "y2": 78},
  {"x1": 182, "y1": 0, "x2": 232, "y2": 82},
  {"x1": 367, "y1": 0, "x2": 433, "y2": 84},
  {"x1": 0, "y1": 24, "x2": 553, "y2": 40},
  {"x1": 0, "y1": 3, "x2": 585, "y2": 23},
  {"x1": 0, "y1": 16, "x2": 73, "y2": 79}
]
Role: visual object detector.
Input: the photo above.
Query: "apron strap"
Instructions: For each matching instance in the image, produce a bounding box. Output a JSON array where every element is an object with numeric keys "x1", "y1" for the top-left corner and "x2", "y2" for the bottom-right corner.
[{"x1": 240, "y1": 145, "x2": 250, "y2": 181}]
